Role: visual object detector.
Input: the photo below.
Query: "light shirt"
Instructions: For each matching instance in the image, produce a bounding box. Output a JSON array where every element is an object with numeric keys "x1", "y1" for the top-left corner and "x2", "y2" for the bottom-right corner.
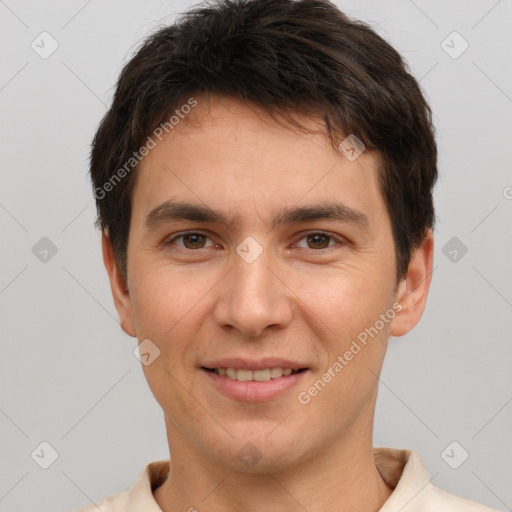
[{"x1": 75, "y1": 447, "x2": 498, "y2": 511}]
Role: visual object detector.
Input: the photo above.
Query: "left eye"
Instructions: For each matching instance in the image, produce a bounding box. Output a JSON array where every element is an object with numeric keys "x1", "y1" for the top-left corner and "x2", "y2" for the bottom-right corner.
[{"x1": 295, "y1": 232, "x2": 337, "y2": 250}]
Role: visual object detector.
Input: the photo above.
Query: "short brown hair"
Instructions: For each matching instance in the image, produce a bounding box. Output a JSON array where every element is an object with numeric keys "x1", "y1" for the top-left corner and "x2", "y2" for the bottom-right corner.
[{"x1": 90, "y1": 0, "x2": 437, "y2": 280}]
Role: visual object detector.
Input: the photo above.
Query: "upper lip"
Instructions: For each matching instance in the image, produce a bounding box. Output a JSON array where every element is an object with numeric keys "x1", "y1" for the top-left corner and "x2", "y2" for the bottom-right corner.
[{"x1": 202, "y1": 358, "x2": 309, "y2": 371}]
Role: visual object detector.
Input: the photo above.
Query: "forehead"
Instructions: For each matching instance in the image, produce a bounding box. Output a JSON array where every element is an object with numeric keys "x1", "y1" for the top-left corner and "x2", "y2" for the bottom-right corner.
[
  {"x1": 157, "y1": 95, "x2": 361, "y2": 160},
  {"x1": 133, "y1": 95, "x2": 386, "y2": 227}
]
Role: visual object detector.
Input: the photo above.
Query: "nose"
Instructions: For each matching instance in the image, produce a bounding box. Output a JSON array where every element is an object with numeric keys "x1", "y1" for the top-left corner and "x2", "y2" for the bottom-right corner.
[{"x1": 212, "y1": 251, "x2": 293, "y2": 338}]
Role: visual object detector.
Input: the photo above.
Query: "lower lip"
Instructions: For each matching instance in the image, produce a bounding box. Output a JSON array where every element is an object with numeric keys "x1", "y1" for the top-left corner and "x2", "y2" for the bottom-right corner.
[{"x1": 201, "y1": 368, "x2": 309, "y2": 402}]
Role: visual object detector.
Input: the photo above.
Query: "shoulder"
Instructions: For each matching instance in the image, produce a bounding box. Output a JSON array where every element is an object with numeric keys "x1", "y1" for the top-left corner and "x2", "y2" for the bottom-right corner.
[
  {"x1": 73, "y1": 459, "x2": 169, "y2": 512},
  {"x1": 74, "y1": 491, "x2": 128, "y2": 512},
  {"x1": 374, "y1": 448, "x2": 499, "y2": 512},
  {"x1": 425, "y1": 485, "x2": 498, "y2": 512}
]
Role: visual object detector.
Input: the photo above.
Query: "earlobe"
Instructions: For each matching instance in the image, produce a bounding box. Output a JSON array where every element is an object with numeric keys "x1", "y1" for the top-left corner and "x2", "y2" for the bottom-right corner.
[
  {"x1": 389, "y1": 230, "x2": 434, "y2": 337},
  {"x1": 101, "y1": 231, "x2": 137, "y2": 337}
]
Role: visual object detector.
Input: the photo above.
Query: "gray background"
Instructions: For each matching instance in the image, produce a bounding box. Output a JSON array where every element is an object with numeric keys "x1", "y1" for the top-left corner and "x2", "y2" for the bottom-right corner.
[{"x1": 1, "y1": 1, "x2": 511, "y2": 511}]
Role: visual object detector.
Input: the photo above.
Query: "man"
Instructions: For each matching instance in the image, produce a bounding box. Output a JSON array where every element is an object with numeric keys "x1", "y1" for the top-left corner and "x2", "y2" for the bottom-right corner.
[{"x1": 79, "y1": 0, "x2": 496, "y2": 510}]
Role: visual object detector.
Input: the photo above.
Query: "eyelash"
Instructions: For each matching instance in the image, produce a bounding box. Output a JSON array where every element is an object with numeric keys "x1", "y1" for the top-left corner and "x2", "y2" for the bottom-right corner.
[{"x1": 167, "y1": 230, "x2": 344, "y2": 251}]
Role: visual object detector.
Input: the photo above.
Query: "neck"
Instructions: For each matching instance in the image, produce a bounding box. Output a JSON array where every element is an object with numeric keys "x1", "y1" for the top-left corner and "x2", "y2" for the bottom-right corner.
[{"x1": 154, "y1": 415, "x2": 393, "y2": 512}]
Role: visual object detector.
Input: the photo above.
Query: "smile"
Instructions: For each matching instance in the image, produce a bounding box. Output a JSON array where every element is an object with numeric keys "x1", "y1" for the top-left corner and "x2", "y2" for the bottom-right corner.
[
  {"x1": 204, "y1": 367, "x2": 306, "y2": 381},
  {"x1": 201, "y1": 366, "x2": 310, "y2": 401}
]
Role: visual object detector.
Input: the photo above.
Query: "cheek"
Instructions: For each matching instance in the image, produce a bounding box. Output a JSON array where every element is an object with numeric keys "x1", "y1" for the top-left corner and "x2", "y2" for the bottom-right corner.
[
  {"x1": 301, "y1": 274, "x2": 393, "y2": 415},
  {"x1": 295, "y1": 263, "x2": 394, "y2": 330},
  {"x1": 128, "y1": 264, "x2": 226, "y2": 385},
  {"x1": 294, "y1": 270, "x2": 395, "y2": 396},
  {"x1": 129, "y1": 263, "x2": 212, "y2": 337},
  {"x1": 132, "y1": 268, "x2": 209, "y2": 409}
]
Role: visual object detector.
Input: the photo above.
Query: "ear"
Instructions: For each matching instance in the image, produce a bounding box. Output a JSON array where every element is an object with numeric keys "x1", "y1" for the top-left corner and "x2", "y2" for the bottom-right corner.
[
  {"x1": 389, "y1": 230, "x2": 434, "y2": 337},
  {"x1": 101, "y1": 231, "x2": 137, "y2": 337}
]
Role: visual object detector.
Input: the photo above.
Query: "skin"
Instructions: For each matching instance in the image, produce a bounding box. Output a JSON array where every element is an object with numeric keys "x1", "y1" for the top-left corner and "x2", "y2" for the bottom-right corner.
[{"x1": 103, "y1": 95, "x2": 434, "y2": 512}]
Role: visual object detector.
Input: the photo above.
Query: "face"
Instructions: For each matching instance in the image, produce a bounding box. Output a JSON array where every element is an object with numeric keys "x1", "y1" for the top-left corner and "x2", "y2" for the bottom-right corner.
[{"x1": 104, "y1": 95, "x2": 433, "y2": 473}]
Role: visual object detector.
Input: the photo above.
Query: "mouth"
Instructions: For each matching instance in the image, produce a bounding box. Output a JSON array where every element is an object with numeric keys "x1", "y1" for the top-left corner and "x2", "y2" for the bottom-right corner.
[
  {"x1": 201, "y1": 366, "x2": 310, "y2": 401},
  {"x1": 202, "y1": 367, "x2": 308, "y2": 381}
]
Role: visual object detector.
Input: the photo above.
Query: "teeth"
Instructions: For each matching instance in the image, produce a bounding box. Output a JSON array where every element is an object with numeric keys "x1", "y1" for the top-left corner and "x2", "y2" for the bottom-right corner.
[
  {"x1": 253, "y1": 369, "x2": 270, "y2": 381},
  {"x1": 270, "y1": 368, "x2": 283, "y2": 378},
  {"x1": 236, "y1": 369, "x2": 253, "y2": 381},
  {"x1": 213, "y1": 367, "x2": 300, "y2": 381}
]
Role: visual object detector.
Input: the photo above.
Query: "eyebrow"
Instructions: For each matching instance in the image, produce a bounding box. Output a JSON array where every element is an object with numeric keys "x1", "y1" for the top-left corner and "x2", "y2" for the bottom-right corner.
[{"x1": 144, "y1": 200, "x2": 370, "y2": 231}]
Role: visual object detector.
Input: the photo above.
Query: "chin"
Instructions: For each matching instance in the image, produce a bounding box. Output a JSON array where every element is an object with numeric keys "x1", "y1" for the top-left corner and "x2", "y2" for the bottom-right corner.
[{"x1": 209, "y1": 432, "x2": 308, "y2": 475}]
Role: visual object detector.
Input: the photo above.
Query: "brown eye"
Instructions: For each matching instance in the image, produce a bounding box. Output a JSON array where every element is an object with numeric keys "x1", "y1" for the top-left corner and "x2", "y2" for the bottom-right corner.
[
  {"x1": 169, "y1": 232, "x2": 211, "y2": 250},
  {"x1": 306, "y1": 233, "x2": 331, "y2": 249},
  {"x1": 295, "y1": 232, "x2": 339, "y2": 250},
  {"x1": 182, "y1": 233, "x2": 207, "y2": 249}
]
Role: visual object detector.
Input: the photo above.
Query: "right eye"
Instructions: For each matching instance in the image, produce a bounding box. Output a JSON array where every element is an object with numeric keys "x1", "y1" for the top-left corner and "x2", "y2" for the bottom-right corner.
[{"x1": 168, "y1": 232, "x2": 215, "y2": 250}]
